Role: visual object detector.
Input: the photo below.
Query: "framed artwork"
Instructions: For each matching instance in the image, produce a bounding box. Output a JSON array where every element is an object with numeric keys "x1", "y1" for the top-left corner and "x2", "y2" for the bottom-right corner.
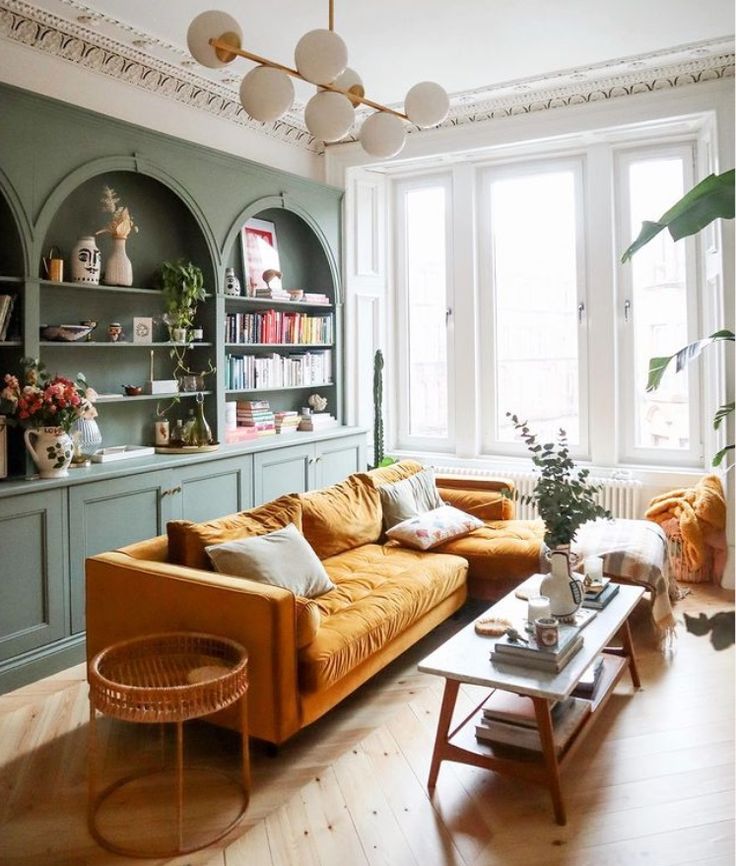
[
  {"x1": 241, "y1": 218, "x2": 281, "y2": 294},
  {"x1": 132, "y1": 316, "x2": 153, "y2": 343}
]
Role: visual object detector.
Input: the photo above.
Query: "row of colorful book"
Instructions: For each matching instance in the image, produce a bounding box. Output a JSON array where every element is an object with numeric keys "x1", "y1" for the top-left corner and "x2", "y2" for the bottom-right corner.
[
  {"x1": 225, "y1": 350, "x2": 332, "y2": 391},
  {"x1": 225, "y1": 311, "x2": 333, "y2": 346}
]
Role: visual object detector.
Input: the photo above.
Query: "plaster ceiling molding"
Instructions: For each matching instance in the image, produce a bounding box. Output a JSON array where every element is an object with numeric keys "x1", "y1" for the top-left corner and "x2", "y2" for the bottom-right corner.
[{"x1": 0, "y1": 0, "x2": 320, "y2": 152}]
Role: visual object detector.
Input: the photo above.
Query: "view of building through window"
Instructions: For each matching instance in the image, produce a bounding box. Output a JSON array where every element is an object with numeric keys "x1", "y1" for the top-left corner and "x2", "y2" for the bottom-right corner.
[
  {"x1": 627, "y1": 156, "x2": 690, "y2": 451},
  {"x1": 490, "y1": 169, "x2": 580, "y2": 444}
]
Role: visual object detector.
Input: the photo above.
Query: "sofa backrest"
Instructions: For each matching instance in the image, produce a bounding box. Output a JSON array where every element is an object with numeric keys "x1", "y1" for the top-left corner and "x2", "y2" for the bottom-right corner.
[
  {"x1": 361, "y1": 460, "x2": 424, "y2": 488},
  {"x1": 167, "y1": 494, "x2": 303, "y2": 570},
  {"x1": 299, "y1": 474, "x2": 382, "y2": 559}
]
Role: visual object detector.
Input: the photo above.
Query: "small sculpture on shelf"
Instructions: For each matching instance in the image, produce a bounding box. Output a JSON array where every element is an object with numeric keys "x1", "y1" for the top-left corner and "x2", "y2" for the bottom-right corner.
[
  {"x1": 107, "y1": 322, "x2": 124, "y2": 342},
  {"x1": 307, "y1": 393, "x2": 327, "y2": 413},
  {"x1": 97, "y1": 186, "x2": 138, "y2": 287},
  {"x1": 224, "y1": 267, "x2": 241, "y2": 297},
  {"x1": 71, "y1": 236, "x2": 101, "y2": 285}
]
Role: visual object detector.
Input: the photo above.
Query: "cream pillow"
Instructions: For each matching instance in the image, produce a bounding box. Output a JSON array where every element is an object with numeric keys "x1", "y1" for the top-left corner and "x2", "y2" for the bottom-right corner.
[
  {"x1": 386, "y1": 505, "x2": 483, "y2": 551},
  {"x1": 206, "y1": 523, "x2": 335, "y2": 598}
]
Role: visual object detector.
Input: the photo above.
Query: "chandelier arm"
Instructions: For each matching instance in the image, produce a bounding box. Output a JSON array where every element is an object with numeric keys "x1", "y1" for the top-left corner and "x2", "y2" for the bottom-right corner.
[{"x1": 209, "y1": 37, "x2": 408, "y2": 120}]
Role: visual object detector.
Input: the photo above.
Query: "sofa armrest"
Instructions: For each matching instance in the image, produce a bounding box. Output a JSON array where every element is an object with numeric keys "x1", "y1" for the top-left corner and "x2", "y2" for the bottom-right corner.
[
  {"x1": 85, "y1": 552, "x2": 301, "y2": 743},
  {"x1": 435, "y1": 475, "x2": 516, "y2": 520}
]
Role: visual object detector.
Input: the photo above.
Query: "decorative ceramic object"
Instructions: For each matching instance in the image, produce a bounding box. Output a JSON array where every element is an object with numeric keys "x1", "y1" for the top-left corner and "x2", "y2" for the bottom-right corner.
[
  {"x1": 224, "y1": 267, "x2": 241, "y2": 296},
  {"x1": 190, "y1": 327, "x2": 204, "y2": 342},
  {"x1": 41, "y1": 324, "x2": 95, "y2": 342},
  {"x1": 70, "y1": 417, "x2": 102, "y2": 465},
  {"x1": 107, "y1": 322, "x2": 123, "y2": 342},
  {"x1": 104, "y1": 237, "x2": 133, "y2": 286},
  {"x1": 154, "y1": 419, "x2": 170, "y2": 446},
  {"x1": 24, "y1": 426, "x2": 73, "y2": 478},
  {"x1": 71, "y1": 236, "x2": 101, "y2": 284},
  {"x1": 540, "y1": 545, "x2": 584, "y2": 621},
  {"x1": 171, "y1": 327, "x2": 188, "y2": 344},
  {"x1": 308, "y1": 393, "x2": 327, "y2": 412}
]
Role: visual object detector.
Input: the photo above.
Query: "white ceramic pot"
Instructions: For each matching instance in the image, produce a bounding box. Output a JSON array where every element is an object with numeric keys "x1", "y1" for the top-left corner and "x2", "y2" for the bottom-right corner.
[
  {"x1": 71, "y1": 236, "x2": 101, "y2": 285},
  {"x1": 540, "y1": 545, "x2": 584, "y2": 621},
  {"x1": 103, "y1": 237, "x2": 133, "y2": 286},
  {"x1": 24, "y1": 426, "x2": 73, "y2": 478},
  {"x1": 224, "y1": 267, "x2": 241, "y2": 297}
]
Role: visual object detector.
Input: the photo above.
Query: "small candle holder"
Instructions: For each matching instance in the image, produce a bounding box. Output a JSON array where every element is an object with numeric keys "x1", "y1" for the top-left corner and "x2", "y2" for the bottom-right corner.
[{"x1": 527, "y1": 595, "x2": 551, "y2": 631}]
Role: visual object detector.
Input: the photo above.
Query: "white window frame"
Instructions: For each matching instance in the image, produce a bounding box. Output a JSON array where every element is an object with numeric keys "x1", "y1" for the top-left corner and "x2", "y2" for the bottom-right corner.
[
  {"x1": 614, "y1": 142, "x2": 703, "y2": 467},
  {"x1": 393, "y1": 172, "x2": 455, "y2": 452},
  {"x1": 477, "y1": 156, "x2": 590, "y2": 459}
]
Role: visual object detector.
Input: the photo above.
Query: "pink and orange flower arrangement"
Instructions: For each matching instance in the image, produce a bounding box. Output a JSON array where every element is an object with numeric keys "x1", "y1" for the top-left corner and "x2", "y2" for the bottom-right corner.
[{"x1": 1, "y1": 357, "x2": 97, "y2": 432}]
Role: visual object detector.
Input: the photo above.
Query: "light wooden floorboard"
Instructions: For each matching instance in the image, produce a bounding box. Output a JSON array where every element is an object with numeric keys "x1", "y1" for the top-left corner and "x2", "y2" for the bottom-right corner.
[{"x1": 0, "y1": 584, "x2": 732, "y2": 866}]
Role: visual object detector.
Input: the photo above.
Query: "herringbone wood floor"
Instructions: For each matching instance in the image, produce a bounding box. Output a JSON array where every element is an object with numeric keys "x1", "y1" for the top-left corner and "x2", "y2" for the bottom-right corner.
[{"x1": 0, "y1": 585, "x2": 733, "y2": 866}]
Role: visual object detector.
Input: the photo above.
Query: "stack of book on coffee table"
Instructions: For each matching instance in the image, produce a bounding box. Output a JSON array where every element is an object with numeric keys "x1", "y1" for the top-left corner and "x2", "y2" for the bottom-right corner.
[
  {"x1": 490, "y1": 621, "x2": 583, "y2": 673},
  {"x1": 475, "y1": 690, "x2": 590, "y2": 753},
  {"x1": 582, "y1": 577, "x2": 620, "y2": 610}
]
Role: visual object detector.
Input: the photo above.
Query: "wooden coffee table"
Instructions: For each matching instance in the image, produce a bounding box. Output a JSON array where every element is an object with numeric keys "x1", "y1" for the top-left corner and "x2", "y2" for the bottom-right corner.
[{"x1": 418, "y1": 580, "x2": 643, "y2": 825}]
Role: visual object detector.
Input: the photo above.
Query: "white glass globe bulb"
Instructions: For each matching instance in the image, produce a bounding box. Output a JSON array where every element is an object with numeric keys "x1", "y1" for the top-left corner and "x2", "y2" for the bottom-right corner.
[
  {"x1": 187, "y1": 10, "x2": 242, "y2": 68},
  {"x1": 404, "y1": 81, "x2": 450, "y2": 128},
  {"x1": 295, "y1": 29, "x2": 348, "y2": 85},
  {"x1": 359, "y1": 112, "x2": 407, "y2": 159},
  {"x1": 239, "y1": 66, "x2": 295, "y2": 122},
  {"x1": 304, "y1": 91, "x2": 355, "y2": 142},
  {"x1": 332, "y1": 67, "x2": 364, "y2": 106}
]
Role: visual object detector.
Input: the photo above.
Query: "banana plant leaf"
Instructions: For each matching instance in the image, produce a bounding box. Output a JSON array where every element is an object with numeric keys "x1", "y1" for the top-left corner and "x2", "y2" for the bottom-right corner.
[
  {"x1": 646, "y1": 330, "x2": 735, "y2": 392},
  {"x1": 714, "y1": 402, "x2": 735, "y2": 430},
  {"x1": 713, "y1": 444, "x2": 734, "y2": 468},
  {"x1": 621, "y1": 169, "x2": 735, "y2": 262}
]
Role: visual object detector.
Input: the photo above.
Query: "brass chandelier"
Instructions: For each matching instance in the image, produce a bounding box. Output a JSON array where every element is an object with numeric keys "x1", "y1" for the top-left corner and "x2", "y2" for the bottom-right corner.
[{"x1": 187, "y1": 1, "x2": 450, "y2": 158}]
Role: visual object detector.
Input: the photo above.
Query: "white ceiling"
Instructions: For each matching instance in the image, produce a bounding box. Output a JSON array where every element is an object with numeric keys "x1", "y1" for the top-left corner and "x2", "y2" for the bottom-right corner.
[{"x1": 18, "y1": 0, "x2": 736, "y2": 105}]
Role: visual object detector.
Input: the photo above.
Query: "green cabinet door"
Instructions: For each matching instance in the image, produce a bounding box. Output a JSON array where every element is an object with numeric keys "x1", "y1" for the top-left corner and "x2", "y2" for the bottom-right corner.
[
  {"x1": 253, "y1": 442, "x2": 313, "y2": 505},
  {"x1": 0, "y1": 489, "x2": 67, "y2": 662},
  {"x1": 177, "y1": 455, "x2": 253, "y2": 522},
  {"x1": 68, "y1": 469, "x2": 176, "y2": 634},
  {"x1": 314, "y1": 434, "x2": 367, "y2": 488}
]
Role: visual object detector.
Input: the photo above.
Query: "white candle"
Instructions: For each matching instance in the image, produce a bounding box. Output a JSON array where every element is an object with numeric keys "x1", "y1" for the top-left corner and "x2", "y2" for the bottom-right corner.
[
  {"x1": 527, "y1": 595, "x2": 551, "y2": 624},
  {"x1": 585, "y1": 556, "x2": 604, "y2": 581}
]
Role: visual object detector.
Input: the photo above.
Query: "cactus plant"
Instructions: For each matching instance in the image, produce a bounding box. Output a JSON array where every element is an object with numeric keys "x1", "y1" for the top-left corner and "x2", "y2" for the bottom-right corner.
[{"x1": 371, "y1": 349, "x2": 396, "y2": 469}]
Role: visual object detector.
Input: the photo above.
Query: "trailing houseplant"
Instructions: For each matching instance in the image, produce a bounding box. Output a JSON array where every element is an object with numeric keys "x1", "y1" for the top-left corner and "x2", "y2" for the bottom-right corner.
[
  {"x1": 508, "y1": 413, "x2": 611, "y2": 619},
  {"x1": 160, "y1": 260, "x2": 207, "y2": 339}
]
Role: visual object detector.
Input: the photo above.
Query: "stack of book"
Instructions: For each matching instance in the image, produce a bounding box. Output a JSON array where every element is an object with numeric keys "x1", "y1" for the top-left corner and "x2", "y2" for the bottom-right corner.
[
  {"x1": 254, "y1": 286, "x2": 290, "y2": 300},
  {"x1": 236, "y1": 400, "x2": 275, "y2": 436},
  {"x1": 0, "y1": 295, "x2": 16, "y2": 342},
  {"x1": 572, "y1": 656, "x2": 605, "y2": 700},
  {"x1": 490, "y1": 621, "x2": 583, "y2": 673},
  {"x1": 302, "y1": 292, "x2": 330, "y2": 305},
  {"x1": 298, "y1": 412, "x2": 338, "y2": 432},
  {"x1": 274, "y1": 410, "x2": 300, "y2": 434},
  {"x1": 582, "y1": 577, "x2": 620, "y2": 610},
  {"x1": 475, "y1": 690, "x2": 590, "y2": 753}
]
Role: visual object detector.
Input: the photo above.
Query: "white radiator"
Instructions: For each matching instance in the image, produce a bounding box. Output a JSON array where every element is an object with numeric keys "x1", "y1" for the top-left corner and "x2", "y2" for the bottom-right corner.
[{"x1": 434, "y1": 467, "x2": 641, "y2": 521}]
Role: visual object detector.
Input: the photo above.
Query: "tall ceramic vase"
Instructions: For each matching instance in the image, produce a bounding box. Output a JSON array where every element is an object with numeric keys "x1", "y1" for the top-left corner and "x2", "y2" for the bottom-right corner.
[
  {"x1": 104, "y1": 237, "x2": 133, "y2": 286},
  {"x1": 24, "y1": 426, "x2": 73, "y2": 478},
  {"x1": 540, "y1": 545, "x2": 584, "y2": 622},
  {"x1": 71, "y1": 235, "x2": 101, "y2": 285}
]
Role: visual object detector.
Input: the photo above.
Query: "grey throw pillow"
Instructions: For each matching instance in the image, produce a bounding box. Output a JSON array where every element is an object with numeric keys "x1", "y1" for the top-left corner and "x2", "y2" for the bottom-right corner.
[
  {"x1": 409, "y1": 467, "x2": 444, "y2": 512},
  {"x1": 379, "y1": 477, "x2": 420, "y2": 530},
  {"x1": 205, "y1": 523, "x2": 335, "y2": 598}
]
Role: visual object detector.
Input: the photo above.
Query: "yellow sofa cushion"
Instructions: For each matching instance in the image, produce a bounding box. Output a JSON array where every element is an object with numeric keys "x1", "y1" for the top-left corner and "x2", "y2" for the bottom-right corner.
[
  {"x1": 361, "y1": 460, "x2": 424, "y2": 487},
  {"x1": 298, "y1": 543, "x2": 467, "y2": 692},
  {"x1": 167, "y1": 494, "x2": 303, "y2": 571},
  {"x1": 300, "y1": 475, "x2": 382, "y2": 560}
]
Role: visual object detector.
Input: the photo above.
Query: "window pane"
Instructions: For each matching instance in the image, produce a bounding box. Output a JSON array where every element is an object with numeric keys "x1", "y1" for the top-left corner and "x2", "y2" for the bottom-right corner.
[
  {"x1": 404, "y1": 186, "x2": 448, "y2": 438},
  {"x1": 491, "y1": 170, "x2": 580, "y2": 444},
  {"x1": 628, "y1": 158, "x2": 690, "y2": 450}
]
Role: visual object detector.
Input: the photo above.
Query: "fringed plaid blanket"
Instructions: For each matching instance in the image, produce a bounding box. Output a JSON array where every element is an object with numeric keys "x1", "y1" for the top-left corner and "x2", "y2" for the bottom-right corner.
[{"x1": 573, "y1": 518, "x2": 679, "y2": 634}]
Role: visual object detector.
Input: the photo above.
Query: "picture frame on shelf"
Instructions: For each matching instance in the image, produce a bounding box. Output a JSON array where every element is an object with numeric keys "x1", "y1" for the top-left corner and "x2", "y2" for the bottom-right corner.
[
  {"x1": 241, "y1": 218, "x2": 280, "y2": 295},
  {"x1": 132, "y1": 316, "x2": 153, "y2": 343}
]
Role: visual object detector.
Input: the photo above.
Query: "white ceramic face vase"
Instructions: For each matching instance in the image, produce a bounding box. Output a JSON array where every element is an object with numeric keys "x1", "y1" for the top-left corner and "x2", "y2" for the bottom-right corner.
[{"x1": 72, "y1": 236, "x2": 101, "y2": 284}]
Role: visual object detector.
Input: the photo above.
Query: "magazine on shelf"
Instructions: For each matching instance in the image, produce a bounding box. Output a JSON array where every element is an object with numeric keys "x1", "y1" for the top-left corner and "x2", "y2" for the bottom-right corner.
[
  {"x1": 490, "y1": 635, "x2": 584, "y2": 673},
  {"x1": 572, "y1": 656, "x2": 605, "y2": 698},
  {"x1": 481, "y1": 691, "x2": 575, "y2": 729},
  {"x1": 582, "y1": 582, "x2": 620, "y2": 610},
  {"x1": 475, "y1": 696, "x2": 590, "y2": 753}
]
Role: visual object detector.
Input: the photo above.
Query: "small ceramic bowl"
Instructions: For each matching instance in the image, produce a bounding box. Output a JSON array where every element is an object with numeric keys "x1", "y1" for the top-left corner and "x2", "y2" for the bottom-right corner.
[
  {"x1": 41, "y1": 324, "x2": 95, "y2": 342},
  {"x1": 122, "y1": 384, "x2": 143, "y2": 396}
]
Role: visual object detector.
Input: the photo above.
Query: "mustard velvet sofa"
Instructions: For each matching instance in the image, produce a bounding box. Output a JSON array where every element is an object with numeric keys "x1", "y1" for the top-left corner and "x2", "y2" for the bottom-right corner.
[{"x1": 85, "y1": 460, "x2": 544, "y2": 745}]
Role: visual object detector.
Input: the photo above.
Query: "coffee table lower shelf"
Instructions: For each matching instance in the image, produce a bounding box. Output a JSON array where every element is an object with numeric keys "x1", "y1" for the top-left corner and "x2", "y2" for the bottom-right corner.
[{"x1": 428, "y1": 652, "x2": 631, "y2": 825}]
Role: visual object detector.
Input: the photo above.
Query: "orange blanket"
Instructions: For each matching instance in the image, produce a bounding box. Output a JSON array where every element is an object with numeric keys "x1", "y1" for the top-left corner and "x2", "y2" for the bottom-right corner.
[{"x1": 645, "y1": 475, "x2": 727, "y2": 573}]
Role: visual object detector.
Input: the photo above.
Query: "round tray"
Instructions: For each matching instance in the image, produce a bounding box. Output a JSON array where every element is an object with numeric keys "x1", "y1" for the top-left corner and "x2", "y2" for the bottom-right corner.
[{"x1": 155, "y1": 443, "x2": 220, "y2": 454}]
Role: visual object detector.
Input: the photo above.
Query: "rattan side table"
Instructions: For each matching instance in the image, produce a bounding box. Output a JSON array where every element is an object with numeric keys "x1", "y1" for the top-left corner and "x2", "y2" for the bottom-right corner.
[{"x1": 87, "y1": 632, "x2": 249, "y2": 858}]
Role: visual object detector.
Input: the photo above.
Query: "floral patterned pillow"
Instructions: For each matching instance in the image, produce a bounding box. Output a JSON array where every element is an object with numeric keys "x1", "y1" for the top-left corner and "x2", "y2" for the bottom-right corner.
[{"x1": 386, "y1": 505, "x2": 483, "y2": 551}]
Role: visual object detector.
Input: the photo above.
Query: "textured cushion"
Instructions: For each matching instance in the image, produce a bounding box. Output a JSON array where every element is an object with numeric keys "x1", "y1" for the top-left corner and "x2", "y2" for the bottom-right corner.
[
  {"x1": 206, "y1": 523, "x2": 335, "y2": 598},
  {"x1": 167, "y1": 494, "x2": 303, "y2": 570},
  {"x1": 387, "y1": 505, "x2": 484, "y2": 550},
  {"x1": 436, "y1": 486, "x2": 514, "y2": 521},
  {"x1": 300, "y1": 475, "x2": 382, "y2": 559},
  {"x1": 298, "y1": 543, "x2": 468, "y2": 692},
  {"x1": 378, "y1": 477, "x2": 420, "y2": 530}
]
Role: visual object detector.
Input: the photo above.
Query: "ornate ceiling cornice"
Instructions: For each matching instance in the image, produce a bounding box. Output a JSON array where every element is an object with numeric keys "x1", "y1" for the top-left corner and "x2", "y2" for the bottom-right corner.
[{"x1": 0, "y1": 0, "x2": 732, "y2": 155}]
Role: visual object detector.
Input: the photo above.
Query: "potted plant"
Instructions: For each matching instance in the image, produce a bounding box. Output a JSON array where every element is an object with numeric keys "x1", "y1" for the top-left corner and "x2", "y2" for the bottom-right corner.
[
  {"x1": 160, "y1": 260, "x2": 206, "y2": 343},
  {"x1": 508, "y1": 413, "x2": 611, "y2": 619}
]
